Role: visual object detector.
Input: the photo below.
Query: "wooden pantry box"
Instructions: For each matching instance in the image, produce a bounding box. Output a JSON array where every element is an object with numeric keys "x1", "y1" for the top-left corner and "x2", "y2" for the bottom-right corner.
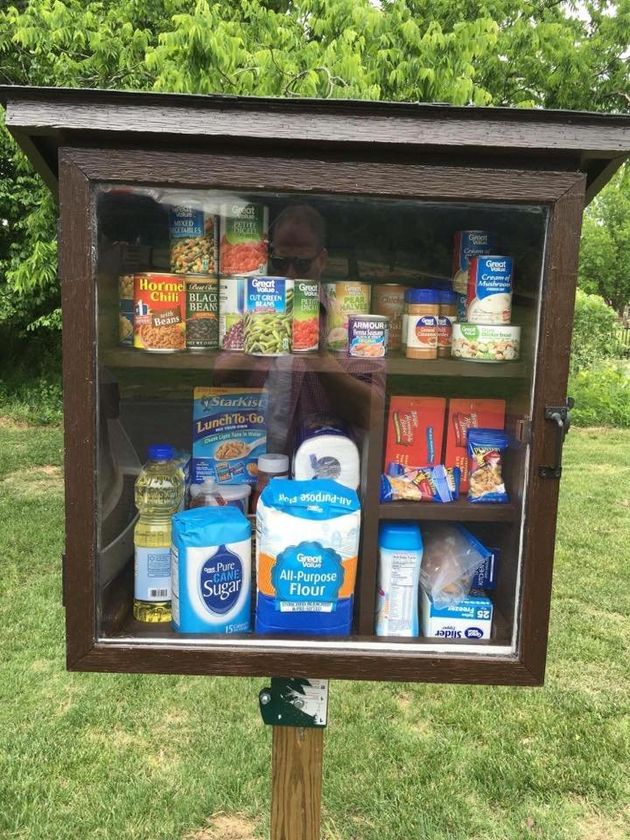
[{"x1": 2, "y1": 85, "x2": 629, "y2": 685}]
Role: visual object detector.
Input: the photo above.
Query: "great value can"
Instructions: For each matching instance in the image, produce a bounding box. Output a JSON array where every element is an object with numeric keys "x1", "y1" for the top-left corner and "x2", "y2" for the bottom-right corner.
[
  {"x1": 467, "y1": 256, "x2": 513, "y2": 325},
  {"x1": 243, "y1": 276, "x2": 293, "y2": 356},
  {"x1": 452, "y1": 323, "x2": 521, "y2": 362},
  {"x1": 348, "y1": 314, "x2": 389, "y2": 358},
  {"x1": 133, "y1": 272, "x2": 186, "y2": 352},
  {"x1": 292, "y1": 279, "x2": 320, "y2": 353},
  {"x1": 169, "y1": 205, "x2": 218, "y2": 275},
  {"x1": 220, "y1": 201, "x2": 268, "y2": 276},
  {"x1": 185, "y1": 274, "x2": 219, "y2": 351},
  {"x1": 324, "y1": 281, "x2": 371, "y2": 352},
  {"x1": 452, "y1": 231, "x2": 495, "y2": 294},
  {"x1": 219, "y1": 275, "x2": 246, "y2": 351},
  {"x1": 371, "y1": 284, "x2": 405, "y2": 351}
]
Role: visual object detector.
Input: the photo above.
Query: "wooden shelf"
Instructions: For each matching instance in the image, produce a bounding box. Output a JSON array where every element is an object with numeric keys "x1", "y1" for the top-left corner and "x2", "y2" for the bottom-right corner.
[
  {"x1": 379, "y1": 500, "x2": 519, "y2": 522},
  {"x1": 103, "y1": 347, "x2": 526, "y2": 378}
]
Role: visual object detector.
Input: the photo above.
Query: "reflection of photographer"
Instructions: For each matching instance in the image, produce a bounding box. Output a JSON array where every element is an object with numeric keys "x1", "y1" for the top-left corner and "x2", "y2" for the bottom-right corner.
[{"x1": 214, "y1": 202, "x2": 382, "y2": 451}]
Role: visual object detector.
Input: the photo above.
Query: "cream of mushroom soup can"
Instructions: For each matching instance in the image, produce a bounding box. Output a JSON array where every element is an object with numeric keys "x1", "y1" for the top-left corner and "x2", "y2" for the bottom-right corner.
[{"x1": 467, "y1": 256, "x2": 513, "y2": 325}]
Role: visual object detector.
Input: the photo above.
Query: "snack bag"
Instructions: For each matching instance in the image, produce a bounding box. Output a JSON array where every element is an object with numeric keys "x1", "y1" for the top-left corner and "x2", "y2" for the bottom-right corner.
[
  {"x1": 420, "y1": 523, "x2": 491, "y2": 606},
  {"x1": 467, "y1": 429, "x2": 509, "y2": 503},
  {"x1": 380, "y1": 464, "x2": 460, "y2": 503}
]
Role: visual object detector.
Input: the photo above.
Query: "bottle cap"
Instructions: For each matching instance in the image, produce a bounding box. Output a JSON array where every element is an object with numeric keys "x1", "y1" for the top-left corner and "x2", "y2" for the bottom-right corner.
[
  {"x1": 148, "y1": 444, "x2": 174, "y2": 461},
  {"x1": 406, "y1": 288, "x2": 439, "y2": 304},
  {"x1": 379, "y1": 521, "x2": 423, "y2": 551},
  {"x1": 258, "y1": 454, "x2": 290, "y2": 474}
]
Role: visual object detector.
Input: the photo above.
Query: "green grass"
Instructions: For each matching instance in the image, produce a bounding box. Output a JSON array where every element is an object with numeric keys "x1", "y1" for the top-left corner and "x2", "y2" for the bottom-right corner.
[{"x1": 0, "y1": 421, "x2": 628, "y2": 840}]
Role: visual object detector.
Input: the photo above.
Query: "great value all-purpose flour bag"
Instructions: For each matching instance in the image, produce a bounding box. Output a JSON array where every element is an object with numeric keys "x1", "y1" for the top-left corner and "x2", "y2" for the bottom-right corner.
[
  {"x1": 192, "y1": 387, "x2": 267, "y2": 485},
  {"x1": 255, "y1": 479, "x2": 361, "y2": 636}
]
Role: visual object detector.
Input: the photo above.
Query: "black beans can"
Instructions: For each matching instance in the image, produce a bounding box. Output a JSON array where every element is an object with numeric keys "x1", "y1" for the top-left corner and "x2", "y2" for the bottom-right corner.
[{"x1": 185, "y1": 274, "x2": 219, "y2": 351}]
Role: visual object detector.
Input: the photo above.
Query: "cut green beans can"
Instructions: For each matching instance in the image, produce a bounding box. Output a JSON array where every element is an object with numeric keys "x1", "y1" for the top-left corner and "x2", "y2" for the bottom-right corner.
[{"x1": 244, "y1": 276, "x2": 293, "y2": 356}]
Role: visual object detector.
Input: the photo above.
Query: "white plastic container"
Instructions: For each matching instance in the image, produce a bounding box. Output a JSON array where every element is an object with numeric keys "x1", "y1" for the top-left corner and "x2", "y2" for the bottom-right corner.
[
  {"x1": 188, "y1": 479, "x2": 251, "y2": 513},
  {"x1": 376, "y1": 522, "x2": 423, "y2": 637}
]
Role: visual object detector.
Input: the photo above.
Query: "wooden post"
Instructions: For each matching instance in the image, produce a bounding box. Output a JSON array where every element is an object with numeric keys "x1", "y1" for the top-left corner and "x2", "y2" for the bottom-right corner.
[{"x1": 271, "y1": 726, "x2": 324, "y2": 840}]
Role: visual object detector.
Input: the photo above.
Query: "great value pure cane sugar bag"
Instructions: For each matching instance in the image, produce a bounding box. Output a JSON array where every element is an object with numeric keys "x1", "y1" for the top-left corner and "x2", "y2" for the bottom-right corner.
[{"x1": 255, "y1": 479, "x2": 361, "y2": 636}]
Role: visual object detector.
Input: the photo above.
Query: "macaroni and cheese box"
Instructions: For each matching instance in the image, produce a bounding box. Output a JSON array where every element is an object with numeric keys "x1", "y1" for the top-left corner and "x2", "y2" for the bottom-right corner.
[
  {"x1": 444, "y1": 399, "x2": 505, "y2": 492},
  {"x1": 192, "y1": 387, "x2": 267, "y2": 486},
  {"x1": 384, "y1": 396, "x2": 446, "y2": 470},
  {"x1": 421, "y1": 589, "x2": 493, "y2": 640}
]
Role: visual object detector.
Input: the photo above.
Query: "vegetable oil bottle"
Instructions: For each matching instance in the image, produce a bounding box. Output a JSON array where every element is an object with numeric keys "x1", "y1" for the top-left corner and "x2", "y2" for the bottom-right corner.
[{"x1": 133, "y1": 444, "x2": 184, "y2": 622}]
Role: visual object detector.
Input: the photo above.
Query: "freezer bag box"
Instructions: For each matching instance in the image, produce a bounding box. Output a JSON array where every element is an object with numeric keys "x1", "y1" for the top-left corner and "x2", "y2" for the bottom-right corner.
[
  {"x1": 384, "y1": 396, "x2": 446, "y2": 470},
  {"x1": 192, "y1": 387, "x2": 267, "y2": 486},
  {"x1": 444, "y1": 398, "x2": 505, "y2": 492},
  {"x1": 421, "y1": 589, "x2": 493, "y2": 640}
]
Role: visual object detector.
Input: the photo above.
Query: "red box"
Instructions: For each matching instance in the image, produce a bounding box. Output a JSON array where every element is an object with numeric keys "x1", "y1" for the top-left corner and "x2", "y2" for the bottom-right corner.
[
  {"x1": 444, "y1": 399, "x2": 506, "y2": 492},
  {"x1": 384, "y1": 396, "x2": 446, "y2": 469}
]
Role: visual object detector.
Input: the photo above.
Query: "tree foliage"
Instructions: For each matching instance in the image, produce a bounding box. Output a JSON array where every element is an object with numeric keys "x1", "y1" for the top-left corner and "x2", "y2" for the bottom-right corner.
[
  {"x1": 578, "y1": 165, "x2": 630, "y2": 315},
  {"x1": 0, "y1": 0, "x2": 629, "y2": 335}
]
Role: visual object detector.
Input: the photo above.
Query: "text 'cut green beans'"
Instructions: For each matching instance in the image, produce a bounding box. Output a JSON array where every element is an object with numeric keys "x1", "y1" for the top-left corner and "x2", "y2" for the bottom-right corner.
[{"x1": 243, "y1": 277, "x2": 294, "y2": 355}]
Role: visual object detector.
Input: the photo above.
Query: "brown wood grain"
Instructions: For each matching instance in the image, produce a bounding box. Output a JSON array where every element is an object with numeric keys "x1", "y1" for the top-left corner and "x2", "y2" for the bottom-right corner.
[
  {"x1": 66, "y1": 147, "x2": 584, "y2": 203},
  {"x1": 4, "y1": 92, "x2": 630, "y2": 155},
  {"x1": 271, "y1": 727, "x2": 323, "y2": 840},
  {"x1": 58, "y1": 149, "x2": 97, "y2": 667},
  {"x1": 517, "y1": 178, "x2": 586, "y2": 682}
]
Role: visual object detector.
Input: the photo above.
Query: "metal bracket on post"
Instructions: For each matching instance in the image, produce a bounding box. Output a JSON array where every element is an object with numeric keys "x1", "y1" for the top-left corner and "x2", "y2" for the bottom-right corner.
[
  {"x1": 539, "y1": 397, "x2": 574, "y2": 479},
  {"x1": 259, "y1": 678, "x2": 329, "y2": 728}
]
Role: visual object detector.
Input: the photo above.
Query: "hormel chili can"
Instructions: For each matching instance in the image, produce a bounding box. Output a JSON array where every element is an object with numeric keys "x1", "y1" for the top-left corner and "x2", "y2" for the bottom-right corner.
[
  {"x1": 134, "y1": 272, "x2": 186, "y2": 352},
  {"x1": 466, "y1": 256, "x2": 513, "y2": 325}
]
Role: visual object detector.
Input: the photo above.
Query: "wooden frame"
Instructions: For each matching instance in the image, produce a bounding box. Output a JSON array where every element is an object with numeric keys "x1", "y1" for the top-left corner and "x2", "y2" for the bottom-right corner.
[{"x1": 57, "y1": 141, "x2": 587, "y2": 685}]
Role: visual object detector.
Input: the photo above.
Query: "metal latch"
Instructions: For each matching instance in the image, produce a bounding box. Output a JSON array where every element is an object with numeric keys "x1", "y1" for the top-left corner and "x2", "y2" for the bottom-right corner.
[
  {"x1": 259, "y1": 678, "x2": 329, "y2": 728},
  {"x1": 539, "y1": 398, "x2": 574, "y2": 479}
]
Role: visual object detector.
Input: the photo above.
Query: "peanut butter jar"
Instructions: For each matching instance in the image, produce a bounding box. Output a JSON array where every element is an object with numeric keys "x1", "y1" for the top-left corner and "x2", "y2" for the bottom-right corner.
[{"x1": 405, "y1": 289, "x2": 439, "y2": 360}]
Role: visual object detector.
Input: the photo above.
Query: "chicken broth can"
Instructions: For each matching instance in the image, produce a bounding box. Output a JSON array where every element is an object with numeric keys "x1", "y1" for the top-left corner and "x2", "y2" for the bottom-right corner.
[
  {"x1": 134, "y1": 272, "x2": 186, "y2": 352},
  {"x1": 324, "y1": 281, "x2": 371, "y2": 352},
  {"x1": 169, "y1": 206, "x2": 218, "y2": 275},
  {"x1": 185, "y1": 274, "x2": 219, "y2": 351},
  {"x1": 371, "y1": 284, "x2": 405, "y2": 351},
  {"x1": 348, "y1": 314, "x2": 389, "y2": 358}
]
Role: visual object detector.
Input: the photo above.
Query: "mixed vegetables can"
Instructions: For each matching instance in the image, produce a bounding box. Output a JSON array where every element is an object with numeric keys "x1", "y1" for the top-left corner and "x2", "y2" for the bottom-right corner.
[
  {"x1": 185, "y1": 274, "x2": 219, "y2": 351},
  {"x1": 243, "y1": 276, "x2": 294, "y2": 356},
  {"x1": 118, "y1": 274, "x2": 135, "y2": 346},
  {"x1": 169, "y1": 206, "x2": 218, "y2": 275},
  {"x1": 292, "y1": 279, "x2": 320, "y2": 353},
  {"x1": 133, "y1": 272, "x2": 186, "y2": 352},
  {"x1": 324, "y1": 281, "x2": 371, "y2": 352}
]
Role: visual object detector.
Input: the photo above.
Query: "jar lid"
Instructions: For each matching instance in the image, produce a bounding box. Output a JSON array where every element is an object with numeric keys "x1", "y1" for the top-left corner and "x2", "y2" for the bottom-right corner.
[
  {"x1": 405, "y1": 288, "x2": 439, "y2": 304},
  {"x1": 258, "y1": 453, "x2": 290, "y2": 474},
  {"x1": 438, "y1": 290, "x2": 458, "y2": 304},
  {"x1": 148, "y1": 443, "x2": 174, "y2": 461}
]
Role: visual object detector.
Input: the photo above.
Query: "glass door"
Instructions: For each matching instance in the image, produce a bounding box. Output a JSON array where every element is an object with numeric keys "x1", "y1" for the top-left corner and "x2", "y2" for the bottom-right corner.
[{"x1": 93, "y1": 184, "x2": 547, "y2": 654}]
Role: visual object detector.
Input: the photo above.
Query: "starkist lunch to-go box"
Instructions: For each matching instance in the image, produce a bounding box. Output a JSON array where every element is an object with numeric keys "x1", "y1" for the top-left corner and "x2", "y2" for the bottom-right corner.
[{"x1": 384, "y1": 397, "x2": 446, "y2": 470}]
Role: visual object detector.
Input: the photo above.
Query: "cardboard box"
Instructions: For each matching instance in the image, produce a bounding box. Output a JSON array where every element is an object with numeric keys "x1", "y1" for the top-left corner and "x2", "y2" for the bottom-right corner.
[
  {"x1": 471, "y1": 547, "x2": 500, "y2": 591},
  {"x1": 421, "y1": 589, "x2": 493, "y2": 640},
  {"x1": 444, "y1": 398, "x2": 505, "y2": 492},
  {"x1": 384, "y1": 396, "x2": 446, "y2": 470}
]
